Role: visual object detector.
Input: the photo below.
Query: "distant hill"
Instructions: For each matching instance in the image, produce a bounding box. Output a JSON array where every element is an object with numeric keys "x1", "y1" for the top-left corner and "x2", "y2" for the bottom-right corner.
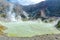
[
  {"x1": 0, "y1": 0, "x2": 60, "y2": 20},
  {"x1": 23, "y1": 0, "x2": 60, "y2": 19}
]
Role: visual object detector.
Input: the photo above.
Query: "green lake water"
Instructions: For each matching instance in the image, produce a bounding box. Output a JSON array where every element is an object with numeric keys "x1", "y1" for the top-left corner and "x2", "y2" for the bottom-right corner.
[{"x1": 0, "y1": 21, "x2": 60, "y2": 37}]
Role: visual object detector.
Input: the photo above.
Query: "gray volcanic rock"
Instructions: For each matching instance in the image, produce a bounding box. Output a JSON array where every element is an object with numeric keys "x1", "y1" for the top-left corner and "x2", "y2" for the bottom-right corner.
[{"x1": 0, "y1": 34, "x2": 60, "y2": 40}]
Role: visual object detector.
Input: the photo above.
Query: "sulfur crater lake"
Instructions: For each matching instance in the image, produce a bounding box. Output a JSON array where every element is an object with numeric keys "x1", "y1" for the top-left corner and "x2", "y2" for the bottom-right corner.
[{"x1": 0, "y1": 20, "x2": 60, "y2": 37}]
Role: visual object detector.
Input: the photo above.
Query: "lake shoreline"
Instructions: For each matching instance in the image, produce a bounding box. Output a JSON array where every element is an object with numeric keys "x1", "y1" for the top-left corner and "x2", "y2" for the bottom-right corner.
[{"x1": 0, "y1": 34, "x2": 60, "y2": 40}]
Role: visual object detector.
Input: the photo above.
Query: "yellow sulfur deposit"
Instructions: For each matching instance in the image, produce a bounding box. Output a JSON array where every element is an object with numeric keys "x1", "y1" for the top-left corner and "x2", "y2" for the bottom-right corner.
[{"x1": 0, "y1": 24, "x2": 7, "y2": 36}]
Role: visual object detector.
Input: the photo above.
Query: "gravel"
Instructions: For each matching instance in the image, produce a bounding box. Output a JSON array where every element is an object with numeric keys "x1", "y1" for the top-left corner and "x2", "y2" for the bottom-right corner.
[{"x1": 0, "y1": 34, "x2": 60, "y2": 40}]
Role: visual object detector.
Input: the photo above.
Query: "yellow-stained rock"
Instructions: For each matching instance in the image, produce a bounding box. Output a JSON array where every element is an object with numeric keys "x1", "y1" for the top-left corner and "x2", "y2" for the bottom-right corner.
[{"x1": 0, "y1": 24, "x2": 7, "y2": 36}]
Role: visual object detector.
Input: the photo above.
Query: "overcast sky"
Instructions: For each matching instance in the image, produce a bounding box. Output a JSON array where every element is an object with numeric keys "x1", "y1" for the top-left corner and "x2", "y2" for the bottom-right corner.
[{"x1": 7, "y1": 0, "x2": 45, "y2": 5}]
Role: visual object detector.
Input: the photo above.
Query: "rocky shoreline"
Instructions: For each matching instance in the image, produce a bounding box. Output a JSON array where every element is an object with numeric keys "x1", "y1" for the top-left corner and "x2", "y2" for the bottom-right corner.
[{"x1": 0, "y1": 34, "x2": 60, "y2": 40}]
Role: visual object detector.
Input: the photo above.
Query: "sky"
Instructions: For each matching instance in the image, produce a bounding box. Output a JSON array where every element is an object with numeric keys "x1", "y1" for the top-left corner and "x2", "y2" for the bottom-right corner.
[
  {"x1": 7, "y1": 0, "x2": 45, "y2": 5},
  {"x1": 18, "y1": 0, "x2": 45, "y2": 5}
]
